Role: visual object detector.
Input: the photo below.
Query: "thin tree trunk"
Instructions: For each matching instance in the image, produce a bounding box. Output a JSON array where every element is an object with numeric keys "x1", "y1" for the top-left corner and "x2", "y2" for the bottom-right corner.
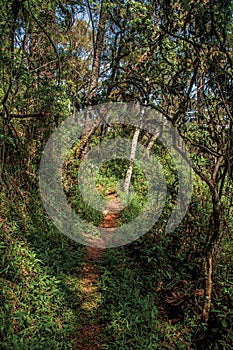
[
  {"x1": 146, "y1": 134, "x2": 157, "y2": 159},
  {"x1": 124, "y1": 127, "x2": 140, "y2": 193},
  {"x1": 202, "y1": 255, "x2": 213, "y2": 322},
  {"x1": 202, "y1": 188, "x2": 222, "y2": 322},
  {"x1": 145, "y1": 128, "x2": 162, "y2": 159},
  {"x1": 197, "y1": 73, "x2": 204, "y2": 124},
  {"x1": 87, "y1": 0, "x2": 106, "y2": 103},
  {"x1": 79, "y1": 0, "x2": 107, "y2": 160}
]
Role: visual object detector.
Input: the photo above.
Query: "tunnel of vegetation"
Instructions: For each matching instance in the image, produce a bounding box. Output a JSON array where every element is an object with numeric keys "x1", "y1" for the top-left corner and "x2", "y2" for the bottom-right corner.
[{"x1": 0, "y1": 1, "x2": 232, "y2": 349}]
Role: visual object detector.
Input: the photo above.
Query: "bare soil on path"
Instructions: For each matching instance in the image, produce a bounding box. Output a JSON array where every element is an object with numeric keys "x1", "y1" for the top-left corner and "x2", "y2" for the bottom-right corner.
[{"x1": 74, "y1": 195, "x2": 122, "y2": 349}]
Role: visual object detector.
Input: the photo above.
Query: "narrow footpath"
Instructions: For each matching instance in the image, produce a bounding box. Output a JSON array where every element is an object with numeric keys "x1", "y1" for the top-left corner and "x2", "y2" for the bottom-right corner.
[{"x1": 74, "y1": 195, "x2": 122, "y2": 349}]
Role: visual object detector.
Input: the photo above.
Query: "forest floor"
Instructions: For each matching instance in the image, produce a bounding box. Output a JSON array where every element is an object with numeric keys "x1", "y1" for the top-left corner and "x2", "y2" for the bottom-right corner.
[{"x1": 74, "y1": 194, "x2": 122, "y2": 349}]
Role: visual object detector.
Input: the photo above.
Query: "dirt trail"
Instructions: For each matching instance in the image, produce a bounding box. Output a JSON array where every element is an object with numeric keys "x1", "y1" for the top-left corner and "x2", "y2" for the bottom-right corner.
[{"x1": 74, "y1": 195, "x2": 122, "y2": 350}]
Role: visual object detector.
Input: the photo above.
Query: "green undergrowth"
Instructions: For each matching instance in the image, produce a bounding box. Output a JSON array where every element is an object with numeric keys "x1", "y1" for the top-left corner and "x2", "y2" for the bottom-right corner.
[
  {"x1": 98, "y1": 244, "x2": 195, "y2": 350},
  {"x1": 99, "y1": 233, "x2": 233, "y2": 349},
  {"x1": 1, "y1": 135, "x2": 232, "y2": 349},
  {"x1": 0, "y1": 190, "x2": 84, "y2": 349},
  {"x1": 63, "y1": 150, "x2": 149, "y2": 227},
  {"x1": 63, "y1": 154, "x2": 104, "y2": 227}
]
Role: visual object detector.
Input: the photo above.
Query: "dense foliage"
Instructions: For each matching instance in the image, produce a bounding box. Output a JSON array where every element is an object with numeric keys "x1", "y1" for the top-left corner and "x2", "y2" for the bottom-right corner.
[{"x1": 1, "y1": 0, "x2": 232, "y2": 349}]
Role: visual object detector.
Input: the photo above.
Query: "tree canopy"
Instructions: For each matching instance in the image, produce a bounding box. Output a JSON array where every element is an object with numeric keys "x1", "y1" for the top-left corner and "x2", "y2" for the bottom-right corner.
[{"x1": 0, "y1": 1, "x2": 232, "y2": 349}]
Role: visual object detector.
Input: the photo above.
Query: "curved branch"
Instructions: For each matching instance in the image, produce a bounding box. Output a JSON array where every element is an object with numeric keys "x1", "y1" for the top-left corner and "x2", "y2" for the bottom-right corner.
[{"x1": 27, "y1": 0, "x2": 61, "y2": 85}]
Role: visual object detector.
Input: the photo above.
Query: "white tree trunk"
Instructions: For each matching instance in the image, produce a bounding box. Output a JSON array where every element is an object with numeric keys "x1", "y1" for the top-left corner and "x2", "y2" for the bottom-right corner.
[
  {"x1": 146, "y1": 134, "x2": 157, "y2": 159},
  {"x1": 124, "y1": 127, "x2": 141, "y2": 193}
]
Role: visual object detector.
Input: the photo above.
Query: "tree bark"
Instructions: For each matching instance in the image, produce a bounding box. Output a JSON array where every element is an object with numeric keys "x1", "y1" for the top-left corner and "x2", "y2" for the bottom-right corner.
[
  {"x1": 202, "y1": 255, "x2": 213, "y2": 322},
  {"x1": 124, "y1": 127, "x2": 140, "y2": 193},
  {"x1": 145, "y1": 127, "x2": 162, "y2": 159},
  {"x1": 202, "y1": 187, "x2": 222, "y2": 322},
  {"x1": 87, "y1": 0, "x2": 106, "y2": 103},
  {"x1": 78, "y1": 0, "x2": 107, "y2": 160}
]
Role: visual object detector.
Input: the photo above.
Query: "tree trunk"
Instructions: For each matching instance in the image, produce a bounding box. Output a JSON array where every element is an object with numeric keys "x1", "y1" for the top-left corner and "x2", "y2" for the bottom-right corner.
[
  {"x1": 146, "y1": 134, "x2": 157, "y2": 159},
  {"x1": 124, "y1": 127, "x2": 140, "y2": 193},
  {"x1": 202, "y1": 255, "x2": 213, "y2": 322},
  {"x1": 87, "y1": 0, "x2": 106, "y2": 103},
  {"x1": 202, "y1": 188, "x2": 222, "y2": 322},
  {"x1": 78, "y1": 0, "x2": 107, "y2": 160},
  {"x1": 145, "y1": 127, "x2": 162, "y2": 159}
]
